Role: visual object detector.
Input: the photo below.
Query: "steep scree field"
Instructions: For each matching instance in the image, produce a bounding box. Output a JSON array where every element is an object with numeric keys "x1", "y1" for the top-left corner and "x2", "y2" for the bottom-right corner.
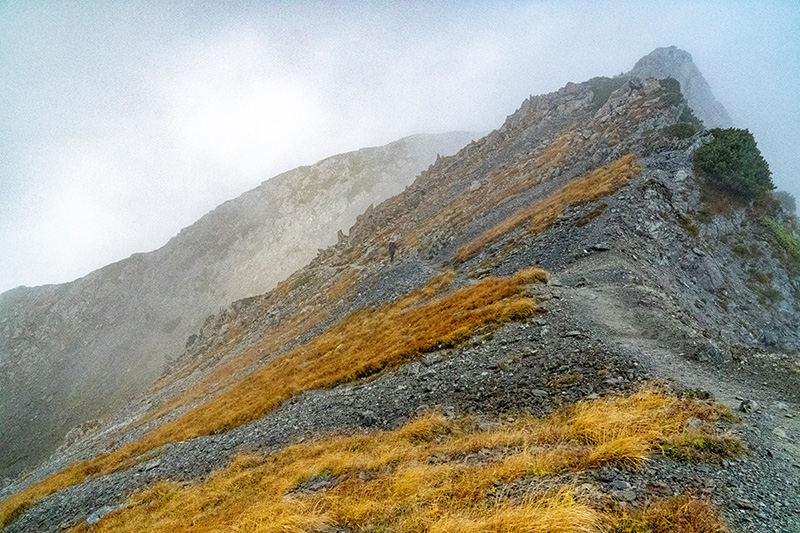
[
  {"x1": 68, "y1": 389, "x2": 738, "y2": 533},
  {"x1": 2, "y1": 49, "x2": 799, "y2": 532},
  {"x1": 0, "y1": 132, "x2": 476, "y2": 481}
]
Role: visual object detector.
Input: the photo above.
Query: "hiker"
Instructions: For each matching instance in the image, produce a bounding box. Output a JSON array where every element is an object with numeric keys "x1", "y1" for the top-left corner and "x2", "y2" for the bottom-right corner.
[{"x1": 388, "y1": 241, "x2": 398, "y2": 262}]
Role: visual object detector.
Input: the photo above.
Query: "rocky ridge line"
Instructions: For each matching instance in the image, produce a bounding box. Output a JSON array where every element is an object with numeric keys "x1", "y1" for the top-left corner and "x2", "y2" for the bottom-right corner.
[
  {"x1": 4, "y1": 47, "x2": 799, "y2": 532},
  {"x1": 0, "y1": 131, "x2": 476, "y2": 480}
]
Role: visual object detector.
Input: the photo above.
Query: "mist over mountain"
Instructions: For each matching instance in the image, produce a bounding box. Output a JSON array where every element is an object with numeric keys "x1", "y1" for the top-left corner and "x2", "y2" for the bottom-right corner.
[
  {"x1": 0, "y1": 131, "x2": 474, "y2": 480},
  {"x1": 3, "y1": 3, "x2": 799, "y2": 294},
  {"x1": 629, "y1": 46, "x2": 733, "y2": 128},
  {"x1": 1, "y1": 47, "x2": 799, "y2": 533}
]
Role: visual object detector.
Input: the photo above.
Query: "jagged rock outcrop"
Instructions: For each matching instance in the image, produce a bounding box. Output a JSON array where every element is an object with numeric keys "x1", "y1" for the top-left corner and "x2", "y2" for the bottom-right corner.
[
  {"x1": 0, "y1": 131, "x2": 476, "y2": 479},
  {"x1": 629, "y1": 45, "x2": 733, "y2": 127},
  {"x1": 3, "y1": 48, "x2": 799, "y2": 533}
]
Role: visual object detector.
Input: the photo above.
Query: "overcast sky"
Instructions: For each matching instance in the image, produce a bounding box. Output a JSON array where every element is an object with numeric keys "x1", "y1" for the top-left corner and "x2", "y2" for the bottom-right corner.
[{"x1": 1, "y1": 1, "x2": 798, "y2": 293}]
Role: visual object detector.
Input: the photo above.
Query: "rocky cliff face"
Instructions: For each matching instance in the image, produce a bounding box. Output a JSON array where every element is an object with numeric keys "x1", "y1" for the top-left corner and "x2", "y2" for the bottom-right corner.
[
  {"x1": 629, "y1": 46, "x2": 733, "y2": 127},
  {"x1": 0, "y1": 131, "x2": 476, "y2": 480},
  {"x1": 3, "y1": 48, "x2": 799, "y2": 533}
]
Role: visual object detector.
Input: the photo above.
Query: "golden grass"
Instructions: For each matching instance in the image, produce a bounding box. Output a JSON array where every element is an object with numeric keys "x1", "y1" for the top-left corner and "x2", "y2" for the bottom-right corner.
[
  {"x1": 515, "y1": 267, "x2": 550, "y2": 285},
  {"x1": 325, "y1": 266, "x2": 362, "y2": 303},
  {"x1": 401, "y1": 131, "x2": 578, "y2": 250},
  {"x1": 456, "y1": 154, "x2": 641, "y2": 263},
  {"x1": 146, "y1": 302, "x2": 330, "y2": 427},
  {"x1": 0, "y1": 269, "x2": 544, "y2": 527},
  {"x1": 69, "y1": 388, "x2": 736, "y2": 533},
  {"x1": 614, "y1": 495, "x2": 731, "y2": 533},
  {"x1": 149, "y1": 270, "x2": 536, "y2": 441},
  {"x1": 157, "y1": 265, "x2": 361, "y2": 406},
  {"x1": 0, "y1": 466, "x2": 90, "y2": 528}
]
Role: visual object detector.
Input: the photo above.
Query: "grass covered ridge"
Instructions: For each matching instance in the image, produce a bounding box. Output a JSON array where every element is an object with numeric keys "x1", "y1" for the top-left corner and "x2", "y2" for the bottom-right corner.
[
  {"x1": 456, "y1": 154, "x2": 641, "y2": 263},
  {"x1": 71, "y1": 388, "x2": 737, "y2": 533},
  {"x1": 0, "y1": 268, "x2": 548, "y2": 527}
]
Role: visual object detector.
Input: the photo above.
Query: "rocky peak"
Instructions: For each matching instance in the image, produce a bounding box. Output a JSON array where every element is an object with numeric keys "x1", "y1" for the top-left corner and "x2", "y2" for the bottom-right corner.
[
  {"x1": 4, "y1": 49, "x2": 800, "y2": 533},
  {"x1": 629, "y1": 46, "x2": 732, "y2": 128}
]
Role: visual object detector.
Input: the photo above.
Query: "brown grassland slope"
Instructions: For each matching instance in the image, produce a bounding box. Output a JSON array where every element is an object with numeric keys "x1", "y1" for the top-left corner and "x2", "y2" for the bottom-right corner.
[
  {"x1": 0, "y1": 268, "x2": 547, "y2": 527},
  {"x1": 6, "y1": 52, "x2": 790, "y2": 533},
  {"x1": 69, "y1": 389, "x2": 737, "y2": 533},
  {"x1": 456, "y1": 154, "x2": 641, "y2": 263}
]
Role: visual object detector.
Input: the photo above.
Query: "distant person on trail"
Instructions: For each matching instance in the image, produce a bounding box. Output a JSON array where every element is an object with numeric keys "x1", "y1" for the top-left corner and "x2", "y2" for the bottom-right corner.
[{"x1": 388, "y1": 241, "x2": 398, "y2": 262}]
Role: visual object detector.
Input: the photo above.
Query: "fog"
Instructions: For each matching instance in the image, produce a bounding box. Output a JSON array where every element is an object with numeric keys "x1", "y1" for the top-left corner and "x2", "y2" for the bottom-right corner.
[{"x1": 1, "y1": 1, "x2": 798, "y2": 293}]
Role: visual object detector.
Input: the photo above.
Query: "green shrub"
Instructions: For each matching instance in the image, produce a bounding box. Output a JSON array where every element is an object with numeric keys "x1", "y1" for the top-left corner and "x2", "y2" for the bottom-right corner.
[
  {"x1": 758, "y1": 287, "x2": 784, "y2": 306},
  {"x1": 679, "y1": 216, "x2": 699, "y2": 238},
  {"x1": 679, "y1": 106, "x2": 702, "y2": 126},
  {"x1": 659, "y1": 77, "x2": 684, "y2": 106},
  {"x1": 694, "y1": 128, "x2": 774, "y2": 200},
  {"x1": 660, "y1": 104, "x2": 703, "y2": 140},
  {"x1": 748, "y1": 269, "x2": 772, "y2": 286},
  {"x1": 761, "y1": 216, "x2": 800, "y2": 266},
  {"x1": 662, "y1": 433, "x2": 745, "y2": 463},
  {"x1": 661, "y1": 122, "x2": 700, "y2": 139}
]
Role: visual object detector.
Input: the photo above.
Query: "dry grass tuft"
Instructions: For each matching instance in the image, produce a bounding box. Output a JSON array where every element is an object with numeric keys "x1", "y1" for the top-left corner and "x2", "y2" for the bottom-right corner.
[
  {"x1": 0, "y1": 268, "x2": 544, "y2": 526},
  {"x1": 613, "y1": 495, "x2": 731, "y2": 533},
  {"x1": 456, "y1": 154, "x2": 641, "y2": 263},
  {"x1": 514, "y1": 267, "x2": 550, "y2": 285},
  {"x1": 661, "y1": 433, "x2": 745, "y2": 464},
  {"x1": 67, "y1": 388, "x2": 737, "y2": 533}
]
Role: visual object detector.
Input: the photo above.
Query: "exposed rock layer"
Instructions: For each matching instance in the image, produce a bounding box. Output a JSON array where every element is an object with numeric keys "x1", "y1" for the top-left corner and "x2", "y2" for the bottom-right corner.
[
  {"x1": 5, "y1": 47, "x2": 799, "y2": 533},
  {"x1": 0, "y1": 132, "x2": 476, "y2": 479},
  {"x1": 629, "y1": 45, "x2": 733, "y2": 127}
]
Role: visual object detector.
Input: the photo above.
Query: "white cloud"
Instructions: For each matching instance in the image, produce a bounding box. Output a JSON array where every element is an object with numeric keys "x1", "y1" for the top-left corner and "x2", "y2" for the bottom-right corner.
[{"x1": 1, "y1": 1, "x2": 798, "y2": 292}]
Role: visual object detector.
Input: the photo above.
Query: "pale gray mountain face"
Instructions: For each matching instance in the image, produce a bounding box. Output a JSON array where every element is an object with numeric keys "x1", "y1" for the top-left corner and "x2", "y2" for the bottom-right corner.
[
  {"x1": 3, "y1": 48, "x2": 800, "y2": 533},
  {"x1": 629, "y1": 46, "x2": 733, "y2": 128},
  {"x1": 0, "y1": 131, "x2": 476, "y2": 479}
]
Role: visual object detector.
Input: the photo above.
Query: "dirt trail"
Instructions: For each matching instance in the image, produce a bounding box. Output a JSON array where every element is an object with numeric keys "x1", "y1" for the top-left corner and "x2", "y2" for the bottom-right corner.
[
  {"x1": 568, "y1": 281, "x2": 800, "y2": 530},
  {"x1": 573, "y1": 282, "x2": 799, "y2": 458}
]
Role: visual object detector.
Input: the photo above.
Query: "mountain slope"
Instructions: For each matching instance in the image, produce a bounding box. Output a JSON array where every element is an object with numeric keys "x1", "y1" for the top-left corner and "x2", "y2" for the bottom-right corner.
[
  {"x1": 3, "y1": 47, "x2": 799, "y2": 532},
  {"x1": 629, "y1": 45, "x2": 733, "y2": 127},
  {"x1": 0, "y1": 131, "x2": 476, "y2": 480}
]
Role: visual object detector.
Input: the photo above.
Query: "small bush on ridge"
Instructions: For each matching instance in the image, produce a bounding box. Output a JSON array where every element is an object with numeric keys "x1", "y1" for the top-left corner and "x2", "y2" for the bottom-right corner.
[{"x1": 694, "y1": 128, "x2": 773, "y2": 200}]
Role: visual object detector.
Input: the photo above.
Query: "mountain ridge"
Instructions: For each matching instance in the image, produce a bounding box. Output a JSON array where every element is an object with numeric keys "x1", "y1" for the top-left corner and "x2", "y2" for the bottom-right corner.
[
  {"x1": 629, "y1": 45, "x2": 733, "y2": 128},
  {"x1": 2, "y1": 47, "x2": 799, "y2": 532},
  {"x1": 0, "y1": 131, "x2": 476, "y2": 480}
]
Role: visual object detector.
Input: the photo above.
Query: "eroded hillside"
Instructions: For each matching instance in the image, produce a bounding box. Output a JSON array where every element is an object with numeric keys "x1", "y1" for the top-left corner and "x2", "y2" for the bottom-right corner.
[
  {"x1": 2, "y1": 48, "x2": 799, "y2": 532},
  {"x1": 0, "y1": 132, "x2": 476, "y2": 480}
]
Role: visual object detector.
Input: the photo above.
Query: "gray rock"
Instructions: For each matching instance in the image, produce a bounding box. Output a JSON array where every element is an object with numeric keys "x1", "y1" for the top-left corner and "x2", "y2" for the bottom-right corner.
[
  {"x1": 360, "y1": 410, "x2": 377, "y2": 426},
  {"x1": 422, "y1": 353, "x2": 443, "y2": 367},
  {"x1": 740, "y1": 400, "x2": 759, "y2": 413},
  {"x1": 630, "y1": 46, "x2": 732, "y2": 127},
  {"x1": 86, "y1": 506, "x2": 116, "y2": 526},
  {"x1": 684, "y1": 417, "x2": 703, "y2": 431},
  {"x1": 596, "y1": 467, "x2": 616, "y2": 482},
  {"x1": 613, "y1": 489, "x2": 637, "y2": 502},
  {"x1": 610, "y1": 480, "x2": 631, "y2": 491},
  {"x1": 735, "y1": 497, "x2": 756, "y2": 510}
]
